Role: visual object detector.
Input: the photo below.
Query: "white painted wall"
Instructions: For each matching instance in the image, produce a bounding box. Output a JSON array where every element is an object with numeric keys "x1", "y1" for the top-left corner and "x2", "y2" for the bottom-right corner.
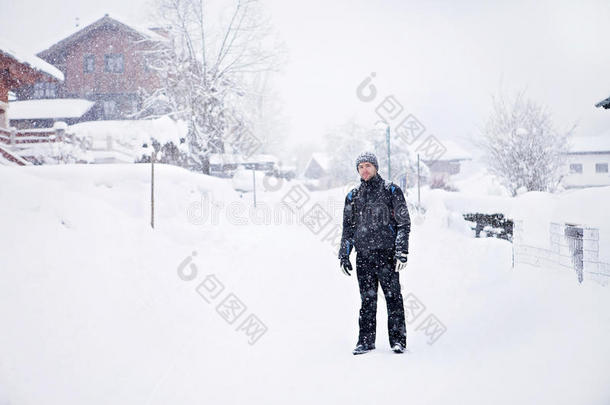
[{"x1": 562, "y1": 153, "x2": 610, "y2": 188}]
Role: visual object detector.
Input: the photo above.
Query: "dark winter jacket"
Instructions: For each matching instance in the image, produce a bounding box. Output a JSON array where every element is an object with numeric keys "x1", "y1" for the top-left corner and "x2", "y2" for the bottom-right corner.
[{"x1": 338, "y1": 173, "x2": 411, "y2": 259}]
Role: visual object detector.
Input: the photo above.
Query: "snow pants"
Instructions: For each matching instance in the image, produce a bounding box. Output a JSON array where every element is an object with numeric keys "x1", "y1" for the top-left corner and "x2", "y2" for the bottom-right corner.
[{"x1": 355, "y1": 248, "x2": 407, "y2": 347}]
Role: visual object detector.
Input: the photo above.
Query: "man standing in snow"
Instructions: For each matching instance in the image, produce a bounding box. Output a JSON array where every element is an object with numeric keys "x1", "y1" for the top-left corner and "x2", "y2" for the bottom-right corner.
[{"x1": 339, "y1": 152, "x2": 410, "y2": 355}]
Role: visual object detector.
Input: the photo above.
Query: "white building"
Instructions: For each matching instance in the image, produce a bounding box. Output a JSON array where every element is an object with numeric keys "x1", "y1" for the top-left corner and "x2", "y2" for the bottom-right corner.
[{"x1": 562, "y1": 134, "x2": 610, "y2": 188}]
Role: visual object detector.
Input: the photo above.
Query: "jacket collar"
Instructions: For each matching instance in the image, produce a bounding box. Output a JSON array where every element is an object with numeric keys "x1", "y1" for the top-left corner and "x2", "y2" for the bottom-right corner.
[{"x1": 360, "y1": 173, "x2": 383, "y2": 187}]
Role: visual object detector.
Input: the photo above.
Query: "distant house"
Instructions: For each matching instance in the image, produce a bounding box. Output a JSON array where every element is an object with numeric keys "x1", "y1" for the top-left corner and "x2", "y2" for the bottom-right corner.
[
  {"x1": 0, "y1": 41, "x2": 63, "y2": 128},
  {"x1": 209, "y1": 153, "x2": 279, "y2": 178},
  {"x1": 562, "y1": 134, "x2": 610, "y2": 188},
  {"x1": 423, "y1": 139, "x2": 472, "y2": 181},
  {"x1": 0, "y1": 41, "x2": 64, "y2": 165},
  {"x1": 562, "y1": 97, "x2": 610, "y2": 188},
  {"x1": 303, "y1": 152, "x2": 331, "y2": 179},
  {"x1": 9, "y1": 98, "x2": 95, "y2": 129},
  {"x1": 301, "y1": 152, "x2": 334, "y2": 189},
  {"x1": 16, "y1": 14, "x2": 166, "y2": 120}
]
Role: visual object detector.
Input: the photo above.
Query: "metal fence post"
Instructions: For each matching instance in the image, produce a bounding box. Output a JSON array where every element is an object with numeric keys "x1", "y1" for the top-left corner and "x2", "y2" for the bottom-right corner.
[{"x1": 565, "y1": 224, "x2": 584, "y2": 284}]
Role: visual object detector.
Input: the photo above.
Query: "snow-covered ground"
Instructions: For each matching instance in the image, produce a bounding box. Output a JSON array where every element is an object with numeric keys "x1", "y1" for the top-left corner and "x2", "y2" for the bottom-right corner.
[{"x1": 0, "y1": 164, "x2": 609, "y2": 404}]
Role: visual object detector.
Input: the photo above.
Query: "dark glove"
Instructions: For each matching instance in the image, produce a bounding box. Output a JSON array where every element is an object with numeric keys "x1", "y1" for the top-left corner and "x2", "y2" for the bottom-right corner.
[
  {"x1": 340, "y1": 257, "x2": 353, "y2": 276},
  {"x1": 395, "y1": 251, "x2": 408, "y2": 272}
]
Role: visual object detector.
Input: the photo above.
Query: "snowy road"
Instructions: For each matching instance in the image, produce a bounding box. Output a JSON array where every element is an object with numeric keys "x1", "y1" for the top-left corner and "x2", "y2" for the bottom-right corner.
[{"x1": 1, "y1": 164, "x2": 608, "y2": 404}]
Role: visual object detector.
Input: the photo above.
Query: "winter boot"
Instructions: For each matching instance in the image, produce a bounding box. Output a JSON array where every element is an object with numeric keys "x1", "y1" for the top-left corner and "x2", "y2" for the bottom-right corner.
[
  {"x1": 352, "y1": 343, "x2": 375, "y2": 355},
  {"x1": 391, "y1": 343, "x2": 406, "y2": 353}
]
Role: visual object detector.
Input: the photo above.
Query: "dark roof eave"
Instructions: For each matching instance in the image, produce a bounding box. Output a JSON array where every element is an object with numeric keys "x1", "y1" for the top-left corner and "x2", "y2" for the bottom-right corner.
[{"x1": 595, "y1": 95, "x2": 610, "y2": 109}]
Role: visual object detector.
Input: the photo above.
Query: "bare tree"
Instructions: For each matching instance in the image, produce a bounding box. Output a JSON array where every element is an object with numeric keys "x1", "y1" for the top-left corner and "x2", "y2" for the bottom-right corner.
[
  {"x1": 478, "y1": 91, "x2": 573, "y2": 196},
  {"x1": 141, "y1": 0, "x2": 284, "y2": 173}
]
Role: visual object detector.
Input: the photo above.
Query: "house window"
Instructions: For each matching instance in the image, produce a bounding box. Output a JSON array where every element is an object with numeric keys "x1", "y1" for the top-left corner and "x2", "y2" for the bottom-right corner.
[
  {"x1": 142, "y1": 57, "x2": 151, "y2": 72},
  {"x1": 104, "y1": 54, "x2": 124, "y2": 73},
  {"x1": 84, "y1": 54, "x2": 95, "y2": 73},
  {"x1": 33, "y1": 83, "x2": 43, "y2": 98},
  {"x1": 596, "y1": 163, "x2": 609, "y2": 173},
  {"x1": 569, "y1": 163, "x2": 583, "y2": 174},
  {"x1": 33, "y1": 82, "x2": 57, "y2": 98},
  {"x1": 103, "y1": 100, "x2": 117, "y2": 118}
]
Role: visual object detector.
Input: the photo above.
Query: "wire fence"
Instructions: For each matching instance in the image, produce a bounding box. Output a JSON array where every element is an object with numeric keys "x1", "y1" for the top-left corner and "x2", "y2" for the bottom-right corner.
[{"x1": 512, "y1": 220, "x2": 610, "y2": 286}]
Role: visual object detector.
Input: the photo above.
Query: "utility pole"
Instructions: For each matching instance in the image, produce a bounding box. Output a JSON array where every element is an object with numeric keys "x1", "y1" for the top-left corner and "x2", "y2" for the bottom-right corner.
[
  {"x1": 386, "y1": 125, "x2": 391, "y2": 179},
  {"x1": 252, "y1": 166, "x2": 257, "y2": 208},
  {"x1": 151, "y1": 149, "x2": 155, "y2": 229},
  {"x1": 417, "y1": 153, "x2": 421, "y2": 208}
]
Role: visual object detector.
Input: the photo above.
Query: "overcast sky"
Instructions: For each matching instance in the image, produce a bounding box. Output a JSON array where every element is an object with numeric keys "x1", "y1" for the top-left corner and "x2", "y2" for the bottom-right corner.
[{"x1": 2, "y1": 0, "x2": 609, "y2": 154}]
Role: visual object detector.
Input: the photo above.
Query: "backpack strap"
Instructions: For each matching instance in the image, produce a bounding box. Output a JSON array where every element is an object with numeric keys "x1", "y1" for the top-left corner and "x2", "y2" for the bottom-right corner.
[
  {"x1": 346, "y1": 183, "x2": 361, "y2": 202},
  {"x1": 384, "y1": 179, "x2": 398, "y2": 195},
  {"x1": 384, "y1": 180, "x2": 399, "y2": 221}
]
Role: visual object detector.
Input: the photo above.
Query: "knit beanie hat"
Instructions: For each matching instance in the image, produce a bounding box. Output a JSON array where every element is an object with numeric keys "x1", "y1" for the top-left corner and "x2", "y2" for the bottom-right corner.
[{"x1": 355, "y1": 151, "x2": 379, "y2": 172}]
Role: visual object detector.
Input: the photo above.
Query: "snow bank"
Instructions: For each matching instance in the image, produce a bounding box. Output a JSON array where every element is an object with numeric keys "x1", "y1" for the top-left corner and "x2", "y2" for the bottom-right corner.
[
  {"x1": 415, "y1": 163, "x2": 610, "y2": 261},
  {"x1": 69, "y1": 117, "x2": 187, "y2": 147},
  {"x1": 68, "y1": 117, "x2": 189, "y2": 163}
]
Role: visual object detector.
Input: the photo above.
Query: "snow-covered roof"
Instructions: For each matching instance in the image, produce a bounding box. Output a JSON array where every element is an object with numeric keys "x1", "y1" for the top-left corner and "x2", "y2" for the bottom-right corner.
[
  {"x1": 309, "y1": 152, "x2": 332, "y2": 171},
  {"x1": 38, "y1": 14, "x2": 167, "y2": 60},
  {"x1": 0, "y1": 40, "x2": 64, "y2": 82},
  {"x1": 568, "y1": 135, "x2": 610, "y2": 154},
  {"x1": 431, "y1": 139, "x2": 472, "y2": 161},
  {"x1": 9, "y1": 99, "x2": 94, "y2": 120}
]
